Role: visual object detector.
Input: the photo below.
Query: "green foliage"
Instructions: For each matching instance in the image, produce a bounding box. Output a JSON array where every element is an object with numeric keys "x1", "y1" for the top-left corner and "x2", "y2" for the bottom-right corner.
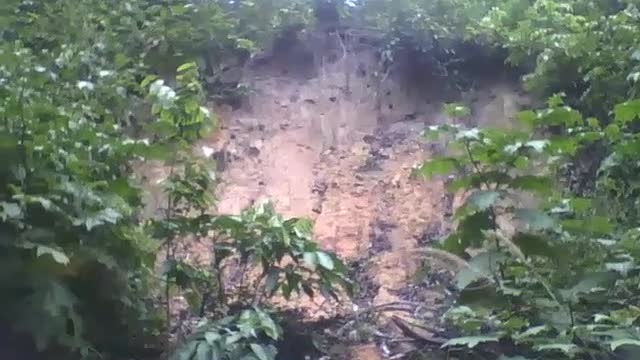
[
  {"x1": 350, "y1": 0, "x2": 639, "y2": 121},
  {"x1": 145, "y1": 62, "x2": 213, "y2": 141},
  {"x1": 424, "y1": 102, "x2": 640, "y2": 358},
  {"x1": 7, "y1": 0, "x2": 640, "y2": 358},
  {"x1": 165, "y1": 200, "x2": 351, "y2": 360},
  {"x1": 0, "y1": 0, "x2": 354, "y2": 358},
  {"x1": 472, "y1": 0, "x2": 640, "y2": 116},
  {"x1": 172, "y1": 308, "x2": 282, "y2": 360},
  {"x1": 213, "y1": 201, "x2": 352, "y2": 302},
  {"x1": 0, "y1": 0, "x2": 224, "y2": 357}
]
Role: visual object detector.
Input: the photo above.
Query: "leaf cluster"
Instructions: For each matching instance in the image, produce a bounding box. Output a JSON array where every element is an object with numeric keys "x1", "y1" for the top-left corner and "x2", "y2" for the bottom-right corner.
[{"x1": 420, "y1": 101, "x2": 640, "y2": 359}]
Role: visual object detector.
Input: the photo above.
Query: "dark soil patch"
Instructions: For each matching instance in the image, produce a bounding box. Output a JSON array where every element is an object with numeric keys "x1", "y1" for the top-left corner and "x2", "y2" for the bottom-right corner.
[
  {"x1": 348, "y1": 259, "x2": 380, "y2": 305},
  {"x1": 369, "y1": 220, "x2": 395, "y2": 253},
  {"x1": 276, "y1": 313, "x2": 323, "y2": 360}
]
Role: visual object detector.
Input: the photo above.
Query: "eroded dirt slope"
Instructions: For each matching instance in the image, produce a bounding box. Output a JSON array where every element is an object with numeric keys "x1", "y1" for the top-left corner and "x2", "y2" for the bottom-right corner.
[{"x1": 202, "y1": 47, "x2": 528, "y2": 348}]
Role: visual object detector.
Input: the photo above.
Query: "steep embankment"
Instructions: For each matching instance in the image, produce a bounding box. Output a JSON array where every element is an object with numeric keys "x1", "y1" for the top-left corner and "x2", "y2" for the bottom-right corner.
[{"x1": 198, "y1": 30, "x2": 529, "y2": 358}]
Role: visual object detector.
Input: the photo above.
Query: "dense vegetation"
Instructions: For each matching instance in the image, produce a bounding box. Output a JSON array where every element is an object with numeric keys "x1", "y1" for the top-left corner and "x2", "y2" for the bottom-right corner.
[
  {"x1": 2, "y1": 0, "x2": 640, "y2": 359},
  {"x1": 412, "y1": 0, "x2": 640, "y2": 359},
  {"x1": 0, "y1": 1, "x2": 347, "y2": 359}
]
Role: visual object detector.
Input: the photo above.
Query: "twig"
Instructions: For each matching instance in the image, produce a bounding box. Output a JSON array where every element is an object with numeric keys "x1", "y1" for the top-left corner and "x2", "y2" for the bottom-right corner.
[
  {"x1": 493, "y1": 230, "x2": 560, "y2": 304},
  {"x1": 388, "y1": 351, "x2": 412, "y2": 359},
  {"x1": 387, "y1": 337, "x2": 419, "y2": 344},
  {"x1": 391, "y1": 315, "x2": 447, "y2": 345},
  {"x1": 392, "y1": 315, "x2": 443, "y2": 336},
  {"x1": 350, "y1": 301, "x2": 418, "y2": 319},
  {"x1": 463, "y1": 140, "x2": 489, "y2": 189}
]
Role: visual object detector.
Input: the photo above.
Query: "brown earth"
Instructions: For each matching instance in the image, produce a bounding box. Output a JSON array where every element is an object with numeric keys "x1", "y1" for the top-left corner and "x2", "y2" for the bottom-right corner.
[
  {"x1": 143, "y1": 34, "x2": 530, "y2": 358},
  {"x1": 193, "y1": 44, "x2": 529, "y2": 358}
]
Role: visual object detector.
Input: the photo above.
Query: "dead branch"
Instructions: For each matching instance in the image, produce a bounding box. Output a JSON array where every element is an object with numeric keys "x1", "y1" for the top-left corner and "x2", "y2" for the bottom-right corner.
[{"x1": 391, "y1": 315, "x2": 447, "y2": 346}]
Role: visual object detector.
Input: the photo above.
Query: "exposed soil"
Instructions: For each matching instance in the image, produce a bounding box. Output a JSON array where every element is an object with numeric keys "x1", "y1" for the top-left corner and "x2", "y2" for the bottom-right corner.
[
  {"x1": 191, "y1": 35, "x2": 529, "y2": 358},
  {"x1": 143, "y1": 29, "x2": 530, "y2": 359}
]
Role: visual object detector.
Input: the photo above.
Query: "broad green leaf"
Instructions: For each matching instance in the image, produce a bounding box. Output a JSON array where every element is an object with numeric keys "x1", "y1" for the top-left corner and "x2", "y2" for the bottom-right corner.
[
  {"x1": 303, "y1": 252, "x2": 317, "y2": 269},
  {"x1": 316, "y1": 252, "x2": 334, "y2": 270},
  {"x1": 512, "y1": 208, "x2": 555, "y2": 231},
  {"x1": 444, "y1": 306, "x2": 475, "y2": 317},
  {"x1": 267, "y1": 215, "x2": 283, "y2": 228},
  {"x1": 609, "y1": 307, "x2": 640, "y2": 326},
  {"x1": 250, "y1": 343, "x2": 272, "y2": 360},
  {"x1": 141, "y1": 74, "x2": 159, "y2": 88},
  {"x1": 509, "y1": 176, "x2": 553, "y2": 194},
  {"x1": 514, "y1": 325, "x2": 550, "y2": 340},
  {"x1": 438, "y1": 233, "x2": 467, "y2": 255},
  {"x1": 512, "y1": 233, "x2": 559, "y2": 260},
  {"x1": 236, "y1": 38, "x2": 255, "y2": 50},
  {"x1": 210, "y1": 342, "x2": 221, "y2": 360},
  {"x1": 454, "y1": 267, "x2": 484, "y2": 290},
  {"x1": 454, "y1": 250, "x2": 507, "y2": 289},
  {"x1": 225, "y1": 332, "x2": 243, "y2": 345},
  {"x1": 0, "y1": 202, "x2": 22, "y2": 220},
  {"x1": 611, "y1": 339, "x2": 640, "y2": 350},
  {"x1": 174, "y1": 341, "x2": 198, "y2": 360},
  {"x1": 614, "y1": 100, "x2": 640, "y2": 123},
  {"x1": 605, "y1": 124, "x2": 621, "y2": 139},
  {"x1": 541, "y1": 105, "x2": 582, "y2": 127},
  {"x1": 255, "y1": 311, "x2": 280, "y2": 340},
  {"x1": 463, "y1": 191, "x2": 501, "y2": 212},
  {"x1": 547, "y1": 93, "x2": 565, "y2": 108},
  {"x1": 293, "y1": 218, "x2": 313, "y2": 239},
  {"x1": 606, "y1": 261, "x2": 634, "y2": 275},
  {"x1": 559, "y1": 271, "x2": 618, "y2": 302},
  {"x1": 620, "y1": 228, "x2": 640, "y2": 256},
  {"x1": 538, "y1": 305, "x2": 572, "y2": 328},
  {"x1": 36, "y1": 245, "x2": 70, "y2": 265},
  {"x1": 501, "y1": 316, "x2": 528, "y2": 332},
  {"x1": 204, "y1": 332, "x2": 221, "y2": 345},
  {"x1": 568, "y1": 198, "x2": 593, "y2": 212},
  {"x1": 415, "y1": 157, "x2": 459, "y2": 178},
  {"x1": 513, "y1": 156, "x2": 529, "y2": 169},
  {"x1": 446, "y1": 177, "x2": 470, "y2": 192},
  {"x1": 530, "y1": 136, "x2": 573, "y2": 155},
  {"x1": 457, "y1": 210, "x2": 494, "y2": 248},
  {"x1": 534, "y1": 343, "x2": 577, "y2": 354},
  {"x1": 499, "y1": 284, "x2": 522, "y2": 296},
  {"x1": 516, "y1": 110, "x2": 537, "y2": 127},
  {"x1": 587, "y1": 117, "x2": 600, "y2": 129},
  {"x1": 79, "y1": 208, "x2": 122, "y2": 230},
  {"x1": 195, "y1": 342, "x2": 211, "y2": 360},
  {"x1": 561, "y1": 216, "x2": 612, "y2": 235},
  {"x1": 177, "y1": 62, "x2": 198, "y2": 72},
  {"x1": 441, "y1": 336, "x2": 499, "y2": 349},
  {"x1": 212, "y1": 215, "x2": 243, "y2": 230}
]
